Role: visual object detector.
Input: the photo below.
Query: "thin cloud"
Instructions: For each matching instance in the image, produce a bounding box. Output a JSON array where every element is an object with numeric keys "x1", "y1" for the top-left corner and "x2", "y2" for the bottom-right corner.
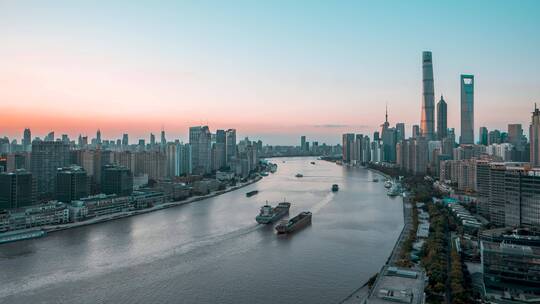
[{"x1": 313, "y1": 124, "x2": 369, "y2": 129}]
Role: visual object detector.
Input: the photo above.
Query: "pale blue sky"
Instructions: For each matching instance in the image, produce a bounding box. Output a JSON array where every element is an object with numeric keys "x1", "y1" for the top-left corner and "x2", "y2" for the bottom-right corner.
[{"x1": 1, "y1": 0, "x2": 539, "y2": 144}]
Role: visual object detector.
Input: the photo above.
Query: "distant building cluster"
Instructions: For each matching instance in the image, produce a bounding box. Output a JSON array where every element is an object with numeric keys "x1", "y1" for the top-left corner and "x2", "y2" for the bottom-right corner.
[
  {"x1": 340, "y1": 51, "x2": 540, "y2": 303},
  {"x1": 0, "y1": 126, "x2": 257, "y2": 229},
  {"x1": 0, "y1": 125, "x2": 342, "y2": 234}
]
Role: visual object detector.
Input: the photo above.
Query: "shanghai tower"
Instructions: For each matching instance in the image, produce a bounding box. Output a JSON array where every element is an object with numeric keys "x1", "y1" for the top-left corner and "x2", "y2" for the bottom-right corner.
[{"x1": 421, "y1": 51, "x2": 435, "y2": 140}]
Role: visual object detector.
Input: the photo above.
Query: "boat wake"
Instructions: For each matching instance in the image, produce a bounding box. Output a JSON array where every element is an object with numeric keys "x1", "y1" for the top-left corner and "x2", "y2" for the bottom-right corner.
[
  {"x1": 310, "y1": 192, "x2": 334, "y2": 214},
  {"x1": 0, "y1": 223, "x2": 265, "y2": 299}
]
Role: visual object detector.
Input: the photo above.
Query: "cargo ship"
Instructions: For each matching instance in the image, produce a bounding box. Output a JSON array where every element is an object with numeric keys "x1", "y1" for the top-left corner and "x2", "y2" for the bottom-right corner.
[
  {"x1": 275, "y1": 211, "x2": 312, "y2": 234},
  {"x1": 331, "y1": 184, "x2": 339, "y2": 192},
  {"x1": 255, "y1": 202, "x2": 291, "y2": 224},
  {"x1": 246, "y1": 190, "x2": 259, "y2": 197}
]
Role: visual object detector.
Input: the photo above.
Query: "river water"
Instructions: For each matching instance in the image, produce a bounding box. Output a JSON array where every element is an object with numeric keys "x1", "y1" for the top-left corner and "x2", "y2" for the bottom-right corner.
[{"x1": 0, "y1": 157, "x2": 403, "y2": 304}]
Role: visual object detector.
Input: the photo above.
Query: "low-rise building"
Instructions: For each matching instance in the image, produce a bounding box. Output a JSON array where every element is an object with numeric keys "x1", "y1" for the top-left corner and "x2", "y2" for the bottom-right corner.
[
  {"x1": 480, "y1": 228, "x2": 540, "y2": 302},
  {"x1": 366, "y1": 266, "x2": 426, "y2": 304}
]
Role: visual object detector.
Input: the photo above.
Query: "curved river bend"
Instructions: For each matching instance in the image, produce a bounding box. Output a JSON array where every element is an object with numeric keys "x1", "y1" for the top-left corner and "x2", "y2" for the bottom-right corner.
[{"x1": 0, "y1": 157, "x2": 403, "y2": 304}]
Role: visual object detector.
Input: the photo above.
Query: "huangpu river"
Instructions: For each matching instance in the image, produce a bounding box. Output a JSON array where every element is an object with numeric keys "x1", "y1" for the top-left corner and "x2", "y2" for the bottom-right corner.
[{"x1": 0, "y1": 157, "x2": 403, "y2": 304}]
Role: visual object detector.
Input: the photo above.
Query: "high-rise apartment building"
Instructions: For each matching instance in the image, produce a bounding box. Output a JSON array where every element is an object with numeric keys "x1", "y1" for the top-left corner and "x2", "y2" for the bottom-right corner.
[
  {"x1": 178, "y1": 143, "x2": 192, "y2": 175},
  {"x1": 396, "y1": 137, "x2": 428, "y2": 175},
  {"x1": 0, "y1": 170, "x2": 36, "y2": 210},
  {"x1": 475, "y1": 162, "x2": 538, "y2": 227},
  {"x1": 436, "y1": 95, "x2": 447, "y2": 140},
  {"x1": 342, "y1": 134, "x2": 355, "y2": 163},
  {"x1": 189, "y1": 126, "x2": 212, "y2": 175},
  {"x1": 134, "y1": 151, "x2": 166, "y2": 180},
  {"x1": 31, "y1": 140, "x2": 70, "y2": 198},
  {"x1": 101, "y1": 164, "x2": 133, "y2": 196},
  {"x1": 56, "y1": 165, "x2": 88, "y2": 203},
  {"x1": 460, "y1": 74, "x2": 474, "y2": 144},
  {"x1": 225, "y1": 129, "x2": 236, "y2": 167},
  {"x1": 166, "y1": 143, "x2": 179, "y2": 178}
]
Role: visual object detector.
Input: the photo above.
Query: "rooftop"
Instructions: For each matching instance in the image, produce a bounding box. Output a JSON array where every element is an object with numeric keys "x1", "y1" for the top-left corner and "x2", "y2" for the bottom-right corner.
[{"x1": 367, "y1": 266, "x2": 426, "y2": 304}]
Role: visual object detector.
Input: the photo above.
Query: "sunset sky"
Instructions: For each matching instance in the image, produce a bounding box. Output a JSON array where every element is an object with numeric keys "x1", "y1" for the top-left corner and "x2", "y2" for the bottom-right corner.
[{"x1": 1, "y1": 1, "x2": 539, "y2": 145}]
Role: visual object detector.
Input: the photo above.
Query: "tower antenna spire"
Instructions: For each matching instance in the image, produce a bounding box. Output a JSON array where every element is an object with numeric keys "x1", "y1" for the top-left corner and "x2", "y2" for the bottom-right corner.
[{"x1": 385, "y1": 102, "x2": 388, "y2": 123}]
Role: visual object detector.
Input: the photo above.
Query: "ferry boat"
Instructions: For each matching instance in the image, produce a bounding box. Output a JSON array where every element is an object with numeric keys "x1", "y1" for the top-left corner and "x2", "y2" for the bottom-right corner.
[
  {"x1": 255, "y1": 202, "x2": 291, "y2": 224},
  {"x1": 246, "y1": 190, "x2": 259, "y2": 197},
  {"x1": 275, "y1": 211, "x2": 312, "y2": 234},
  {"x1": 295, "y1": 173, "x2": 303, "y2": 178},
  {"x1": 331, "y1": 184, "x2": 339, "y2": 192},
  {"x1": 0, "y1": 229, "x2": 46, "y2": 244}
]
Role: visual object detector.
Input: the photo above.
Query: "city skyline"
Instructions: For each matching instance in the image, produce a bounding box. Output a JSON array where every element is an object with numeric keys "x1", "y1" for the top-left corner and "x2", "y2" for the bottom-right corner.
[{"x1": 2, "y1": 1, "x2": 540, "y2": 144}]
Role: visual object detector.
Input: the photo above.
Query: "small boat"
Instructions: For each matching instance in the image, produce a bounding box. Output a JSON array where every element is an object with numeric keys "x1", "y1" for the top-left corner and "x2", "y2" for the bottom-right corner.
[
  {"x1": 372, "y1": 178, "x2": 379, "y2": 182},
  {"x1": 275, "y1": 211, "x2": 312, "y2": 234},
  {"x1": 246, "y1": 190, "x2": 259, "y2": 197},
  {"x1": 295, "y1": 173, "x2": 303, "y2": 178},
  {"x1": 331, "y1": 184, "x2": 339, "y2": 192},
  {"x1": 260, "y1": 172, "x2": 269, "y2": 177},
  {"x1": 387, "y1": 184, "x2": 402, "y2": 197},
  {"x1": 384, "y1": 181, "x2": 392, "y2": 188},
  {"x1": 310, "y1": 161, "x2": 316, "y2": 165}
]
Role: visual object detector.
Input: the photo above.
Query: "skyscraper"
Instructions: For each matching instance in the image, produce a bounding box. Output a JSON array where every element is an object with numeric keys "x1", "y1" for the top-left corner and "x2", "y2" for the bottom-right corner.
[
  {"x1": 225, "y1": 129, "x2": 237, "y2": 166},
  {"x1": 460, "y1": 74, "x2": 474, "y2": 144},
  {"x1": 214, "y1": 130, "x2": 227, "y2": 170},
  {"x1": 160, "y1": 130, "x2": 166, "y2": 147},
  {"x1": 150, "y1": 133, "x2": 156, "y2": 147},
  {"x1": 45, "y1": 131, "x2": 55, "y2": 142},
  {"x1": 22, "y1": 128, "x2": 31, "y2": 148},
  {"x1": 342, "y1": 133, "x2": 355, "y2": 163},
  {"x1": 96, "y1": 129, "x2": 102, "y2": 144},
  {"x1": 436, "y1": 95, "x2": 447, "y2": 140},
  {"x1": 421, "y1": 51, "x2": 435, "y2": 140},
  {"x1": 122, "y1": 134, "x2": 129, "y2": 147},
  {"x1": 412, "y1": 125, "x2": 420, "y2": 139},
  {"x1": 178, "y1": 143, "x2": 192, "y2": 175},
  {"x1": 508, "y1": 124, "x2": 523, "y2": 146},
  {"x1": 300, "y1": 136, "x2": 306, "y2": 151},
  {"x1": 381, "y1": 106, "x2": 397, "y2": 162},
  {"x1": 189, "y1": 126, "x2": 212, "y2": 175},
  {"x1": 396, "y1": 123, "x2": 405, "y2": 142},
  {"x1": 530, "y1": 104, "x2": 540, "y2": 167},
  {"x1": 479, "y1": 127, "x2": 488, "y2": 145}
]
